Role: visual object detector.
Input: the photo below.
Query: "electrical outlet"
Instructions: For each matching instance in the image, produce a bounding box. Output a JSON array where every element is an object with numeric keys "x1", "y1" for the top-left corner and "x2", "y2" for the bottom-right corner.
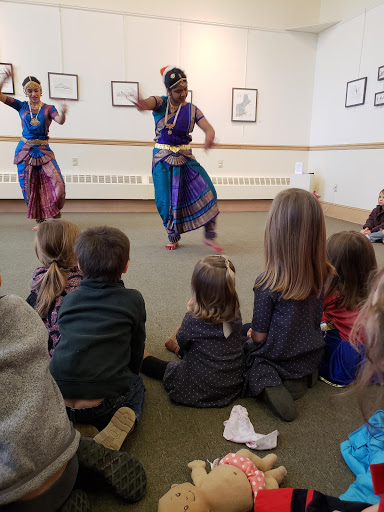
[
  {"x1": 72, "y1": 158, "x2": 78, "y2": 166},
  {"x1": 333, "y1": 184, "x2": 338, "y2": 192},
  {"x1": 218, "y1": 160, "x2": 223, "y2": 168}
]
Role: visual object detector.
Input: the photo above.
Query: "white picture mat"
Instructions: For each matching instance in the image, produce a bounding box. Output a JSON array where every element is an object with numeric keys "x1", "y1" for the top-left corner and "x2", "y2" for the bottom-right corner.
[
  {"x1": 111, "y1": 82, "x2": 138, "y2": 106},
  {"x1": 0, "y1": 64, "x2": 14, "y2": 94},
  {"x1": 49, "y1": 73, "x2": 78, "y2": 100},
  {"x1": 345, "y1": 77, "x2": 367, "y2": 107},
  {"x1": 232, "y1": 88, "x2": 257, "y2": 122}
]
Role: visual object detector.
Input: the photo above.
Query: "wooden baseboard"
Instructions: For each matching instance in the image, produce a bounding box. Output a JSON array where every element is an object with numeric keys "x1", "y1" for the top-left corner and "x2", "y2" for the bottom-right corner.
[
  {"x1": 321, "y1": 201, "x2": 369, "y2": 224},
  {"x1": 0, "y1": 199, "x2": 272, "y2": 213},
  {"x1": 0, "y1": 199, "x2": 369, "y2": 223}
]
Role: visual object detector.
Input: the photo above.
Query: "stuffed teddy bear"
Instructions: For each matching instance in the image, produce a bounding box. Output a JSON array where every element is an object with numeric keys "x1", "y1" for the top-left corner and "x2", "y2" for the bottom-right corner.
[{"x1": 158, "y1": 449, "x2": 287, "y2": 512}]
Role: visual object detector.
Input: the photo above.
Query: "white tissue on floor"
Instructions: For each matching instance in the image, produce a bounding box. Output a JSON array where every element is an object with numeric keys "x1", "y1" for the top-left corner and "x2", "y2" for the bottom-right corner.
[{"x1": 223, "y1": 405, "x2": 279, "y2": 450}]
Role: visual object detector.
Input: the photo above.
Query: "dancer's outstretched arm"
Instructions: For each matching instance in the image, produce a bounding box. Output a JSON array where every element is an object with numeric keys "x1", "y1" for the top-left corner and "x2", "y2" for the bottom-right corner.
[
  {"x1": 131, "y1": 96, "x2": 157, "y2": 111},
  {"x1": 0, "y1": 67, "x2": 12, "y2": 104}
]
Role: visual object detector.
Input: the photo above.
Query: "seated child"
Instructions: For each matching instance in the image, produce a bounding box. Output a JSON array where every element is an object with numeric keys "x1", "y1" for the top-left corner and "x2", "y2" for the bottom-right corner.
[
  {"x1": 360, "y1": 189, "x2": 384, "y2": 243},
  {"x1": 0, "y1": 274, "x2": 146, "y2": 511},
  {"x1": 50, "y1": 226, "x2": 146, "y2": 451},
  {"x1": 319, "y1": 231, "x2": 377, "y2": 386},
  {"x1": 26, "y1": 219, "x2": 82, "y2": 357},
  {"x1": 141, "y1": 255, "x2": 244, "y2": 408},
  {"x1": 244, "y1": 189, "x2": 333, "y2": 422}
]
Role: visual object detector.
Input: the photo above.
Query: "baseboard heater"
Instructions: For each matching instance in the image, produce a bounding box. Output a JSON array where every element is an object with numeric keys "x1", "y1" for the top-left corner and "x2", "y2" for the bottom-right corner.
[{"x1": 0, "y1": 173, "x2": 290, "y2": 200}]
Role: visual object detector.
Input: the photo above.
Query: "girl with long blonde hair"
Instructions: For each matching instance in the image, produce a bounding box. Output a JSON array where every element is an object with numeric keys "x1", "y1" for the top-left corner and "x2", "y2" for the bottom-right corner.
[
  {"x1": 27, "y1": 219, "x2": 82, "y2": 356},
  {"x1": 244, "y1": 188, "x2": 333, "y2": 422},
  {"x1": 141, "y1": 255, "x2": 244, "y2": 407}
]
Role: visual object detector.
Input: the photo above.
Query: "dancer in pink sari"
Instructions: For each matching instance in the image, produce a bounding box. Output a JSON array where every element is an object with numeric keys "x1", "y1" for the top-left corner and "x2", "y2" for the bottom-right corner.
[{"x1": 0, "y1": 69, "x2": 67, "y2": 230}]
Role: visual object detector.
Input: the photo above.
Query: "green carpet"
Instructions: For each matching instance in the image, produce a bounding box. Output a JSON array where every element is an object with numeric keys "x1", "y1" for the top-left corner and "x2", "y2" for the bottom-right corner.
[{"x1": 1, "y1": 211, "x2": 383, "y2": 511}]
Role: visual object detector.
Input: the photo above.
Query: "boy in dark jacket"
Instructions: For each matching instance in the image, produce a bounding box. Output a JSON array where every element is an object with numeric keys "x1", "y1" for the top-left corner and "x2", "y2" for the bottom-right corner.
[
  {"x1": 361, "y1": 189, "x2": 384, "y2": 243},
  {"x1": 50, "y1": 226, "x2": 146, "y2": 452}
]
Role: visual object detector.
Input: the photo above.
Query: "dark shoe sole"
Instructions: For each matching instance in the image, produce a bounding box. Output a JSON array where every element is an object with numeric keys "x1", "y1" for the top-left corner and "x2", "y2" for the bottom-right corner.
[
  {"x1": 262, "y1": 385, "x2": 297, "y2": 422},
  {"x1": 77, "y1": 438, "x2": 146, "y2": 503},
  {"x1": 60, "y1": 490, "x2": 90, "y2": 512},
  {"x1": 283, "y1": 377, "x2": 307, "y2": 400}
]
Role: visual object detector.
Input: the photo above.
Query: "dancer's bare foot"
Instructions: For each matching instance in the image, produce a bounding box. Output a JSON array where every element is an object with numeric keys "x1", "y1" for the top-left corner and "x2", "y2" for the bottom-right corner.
[
  {"x1": 165, "y1": 330, "x2": 180, "y2": 355},
  {"x1": 143, "y1": 349, "x2": 151, "y2": 359},
  {"x1": 165, "y1": 241, "x2": 178, "y2": 250},
  {"x1": 203, "y1": 238, "x2": 224, "y2": 252},
  {"x1": 32, "y1": 225, "x2": 39, "y2": 231}
]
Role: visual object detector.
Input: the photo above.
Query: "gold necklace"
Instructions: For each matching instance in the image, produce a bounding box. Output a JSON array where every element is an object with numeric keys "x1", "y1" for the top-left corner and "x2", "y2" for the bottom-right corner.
[
  {"x1": 164, "y1": 100, "x2": 182, "y2": 135},
  {"x1": 29, "y1": 101, "x2": 43, "y2": 126}
]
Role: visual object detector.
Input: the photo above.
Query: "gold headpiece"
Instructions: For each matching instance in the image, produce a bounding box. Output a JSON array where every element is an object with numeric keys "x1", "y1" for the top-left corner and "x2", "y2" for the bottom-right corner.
[
  {"x1": 23, "y1": 76, "x2": 42, "y2": 94},
  {"x1": 169, "y1": 77, "x2": 187, "y2": 89}
]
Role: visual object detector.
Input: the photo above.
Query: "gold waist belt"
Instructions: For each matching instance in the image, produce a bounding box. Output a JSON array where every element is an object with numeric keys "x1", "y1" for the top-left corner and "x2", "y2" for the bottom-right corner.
[
  {"x1": 21, "y1": 137, "x2": 48, "y2": 145},
  {"x1": 155, "y1": 143, "x2": 191, "y2": 153}
]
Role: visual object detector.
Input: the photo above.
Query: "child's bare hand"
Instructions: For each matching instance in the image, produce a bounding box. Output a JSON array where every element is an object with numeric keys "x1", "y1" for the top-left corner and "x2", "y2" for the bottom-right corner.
[
  {"x1": 187, "y1": 298, "x2": 194, "y2": 311},
  {"x1": 360, "y1": 228, "x2": 371, "y2": 234},
  {"x1": 247, "y1": 328, "x2": 252, "y2": 338}
]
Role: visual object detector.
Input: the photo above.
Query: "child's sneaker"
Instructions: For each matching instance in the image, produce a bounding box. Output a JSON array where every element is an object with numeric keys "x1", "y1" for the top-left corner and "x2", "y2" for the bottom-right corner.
[
  {"x1": 60, "y1": 490, "x2": 90, "y2": 512},
  {"x1": 94, "y1": 407, "x2": 135, "y2": 451},
  {"x1": 77, "y1": 437, "x2": 146, "y2": 503}
]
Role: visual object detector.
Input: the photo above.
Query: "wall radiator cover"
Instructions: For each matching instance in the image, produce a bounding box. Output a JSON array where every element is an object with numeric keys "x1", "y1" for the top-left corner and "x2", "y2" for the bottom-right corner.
[{"x1": 0, "y1": 172, "x2": 290, "y2": 200}]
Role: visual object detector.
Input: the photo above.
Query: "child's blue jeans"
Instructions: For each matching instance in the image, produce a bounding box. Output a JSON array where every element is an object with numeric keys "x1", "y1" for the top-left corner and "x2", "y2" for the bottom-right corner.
[
  {"x1": 368, "y1": 230, "x2": 384, "y2": 243},
  {"x1": 66, "y1": 373, "x2": 145, "y2": 431}
]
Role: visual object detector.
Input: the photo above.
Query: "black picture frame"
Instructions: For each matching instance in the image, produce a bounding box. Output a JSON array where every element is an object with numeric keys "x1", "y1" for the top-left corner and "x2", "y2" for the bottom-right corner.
[
  {"x1": 231, "y1": 88, "x2": 258, "y2": 122},
  {"x1": 0, "y1": 63, "x2": 15, "y2": 95},
  {"x1": 374, "y1": 91, "x2": 384, "y2": 107},
  {"x1": 345, "y1": 77, "x2": 367, "y2": 108},
  {"x1": 48, "y1": 72, "x2": 79, "y2": 100},
  {"x1": 111, "y1": 81, "x2": 139, "y2": 107}
]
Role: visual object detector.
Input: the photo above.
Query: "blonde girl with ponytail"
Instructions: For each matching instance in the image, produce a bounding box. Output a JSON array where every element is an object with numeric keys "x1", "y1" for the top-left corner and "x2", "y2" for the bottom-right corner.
[
  {"x1": 27, "y1": 219, "x2": 82, "y2": 356},
  {"x1": 141, "y1": 255, "x2": 244, "y2": 407}
]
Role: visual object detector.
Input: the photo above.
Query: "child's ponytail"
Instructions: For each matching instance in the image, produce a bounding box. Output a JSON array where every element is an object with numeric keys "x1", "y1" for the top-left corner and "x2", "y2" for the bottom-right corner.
[
  {"x1": 34, "y1": 262, "x2": 67, "y2": 318},
  {"x1": 33, "y1": 219, "x2": 81, "y2": 319}
]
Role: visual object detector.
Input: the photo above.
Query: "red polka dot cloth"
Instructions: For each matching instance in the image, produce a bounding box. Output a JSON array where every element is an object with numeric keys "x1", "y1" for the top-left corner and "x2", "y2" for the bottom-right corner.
[{"x1": 219, "y1": 453, "x2": 265, "y2": 501}]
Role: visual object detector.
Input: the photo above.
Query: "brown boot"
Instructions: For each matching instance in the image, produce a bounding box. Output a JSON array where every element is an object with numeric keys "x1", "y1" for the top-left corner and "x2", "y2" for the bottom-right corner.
[{"x1": 165, "y1": 329, "x2": 180, "y2": 355}]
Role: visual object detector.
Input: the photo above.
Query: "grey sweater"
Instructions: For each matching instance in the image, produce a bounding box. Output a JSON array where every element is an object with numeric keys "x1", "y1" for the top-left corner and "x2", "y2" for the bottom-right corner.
[{"x1": 0, "y1": 295, "x2": 79, "y2": 505}]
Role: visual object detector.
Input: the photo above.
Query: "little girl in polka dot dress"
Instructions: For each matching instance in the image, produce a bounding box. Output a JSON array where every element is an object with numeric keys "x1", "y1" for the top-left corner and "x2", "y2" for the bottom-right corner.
[
  {"x1": 243, "y1": 188, "x2": 333, "y2": 422},
  {"x1": 141, "y1": 255, "x2": 244, "y2": 407}
]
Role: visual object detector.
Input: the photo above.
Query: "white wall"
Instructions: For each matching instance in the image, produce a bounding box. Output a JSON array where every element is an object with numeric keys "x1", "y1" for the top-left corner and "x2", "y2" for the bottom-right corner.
[
  {"x1": 320, "y1": 0, "x2": 383, "y2": 22},
  {"x1": 309, "y1": 1, "x2": 384, "y2": 209},
  {"x1": 0, "y1": 0, "x2": 318, "y2": 192}
]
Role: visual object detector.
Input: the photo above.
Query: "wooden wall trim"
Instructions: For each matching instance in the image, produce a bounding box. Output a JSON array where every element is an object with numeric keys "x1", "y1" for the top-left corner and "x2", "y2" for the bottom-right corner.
[
  {"x1": 321, "y1": 201, "x2": 369, "y2": 225},
  {"x1": 0, "y1": 136, "x2": 308, "y2": 150},
  {"x1": 0, "y1": 199, "x2": 272, "y2": 213},
  {"x1": 1, "y1": 135, "x2": 384, "y2": 151}
]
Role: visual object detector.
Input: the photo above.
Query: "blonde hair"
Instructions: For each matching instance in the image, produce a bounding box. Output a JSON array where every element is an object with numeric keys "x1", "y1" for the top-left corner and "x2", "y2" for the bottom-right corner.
[
  {"x1": 256, "y1": 188, "x2": 333, "y2": 300},
  {"x1": 33, "y1": 219, "x2": 81, "y2": 318},
  {"x1": 350, "y1": 268, "x2": 384, "y2": 419},
  {"x1": 190, "y1": 255, "x2": 240, "y2": 323}
]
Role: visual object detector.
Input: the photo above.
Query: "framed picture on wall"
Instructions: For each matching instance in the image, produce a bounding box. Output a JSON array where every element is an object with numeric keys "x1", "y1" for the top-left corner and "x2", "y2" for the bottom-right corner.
[
  {"x1": 231, "y1": 88, "x2": 257, "y2": 122},
  {"x1": 111, "y1": 81, "x2": 138, "y2": 106},
  {"x1": 48, "y1": 72, "x2": 79, "y2": 100},
  {"x1": 345, "y1": 77, "x2": 367, "y2": 107},
  {"x1": 0, "y1": 63, "x2": 14, "y2": 95},
  {"x1": 378, "y1": 65, "x2": 384, "y2": 81},
  {"x1": 374, "y1": 91, "x2": 384, "y2": 107},
  {"x1": 186, "y1": 90, "x2": 192, "y2": 103}
]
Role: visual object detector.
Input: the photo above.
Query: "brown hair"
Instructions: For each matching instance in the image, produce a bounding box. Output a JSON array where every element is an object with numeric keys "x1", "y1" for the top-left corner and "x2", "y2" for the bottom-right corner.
[
  {"x1": 33, "y1": 219, "x2": 81, "y2": 318},
  {"x1": 350, "y1": 268, "x2": 384, "y2": 419},
  {"x1": 256, "y1": 188, "x2": 333, "y2": 300},
  {"x1": 325, "y1": 231, "x2": 377, "y2": 310},
  {"x1": 75, "y1": 226, "x2": 130, "y2": 281},
  {"x1": 190, "y1": 255, "x2": 240, "y2": 323}
]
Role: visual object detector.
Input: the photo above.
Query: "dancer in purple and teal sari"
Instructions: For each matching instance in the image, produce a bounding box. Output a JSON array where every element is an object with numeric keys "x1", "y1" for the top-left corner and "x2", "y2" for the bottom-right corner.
[
  {"x1": 133, "y1": 67, "x2": 223, "y2": 251},
  {"x1": 0, "y1": 70, "x2": 67, "y2": 230}
]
